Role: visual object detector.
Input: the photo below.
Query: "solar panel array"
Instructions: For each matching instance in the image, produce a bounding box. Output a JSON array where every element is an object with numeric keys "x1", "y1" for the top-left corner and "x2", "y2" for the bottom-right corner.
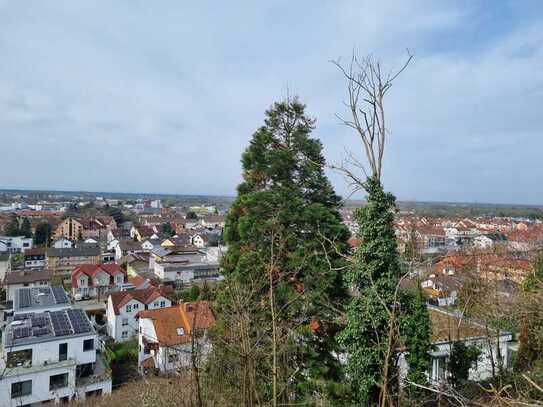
[
  {"x1": 19, "y1": 289, "x2": 32, "y2": 308},
  {"x1": 50, "y1": 310, "x2": 73, "y2": 337},
  {"x1": 31, "y1": 315, "x2": 49, "y2": 327},
  {"x1": 13, "y1": 326, "x2": 32, "y2": 339},
  {"x1": 67, "y1": 308, "x2": 93, "y2": 334},
  {"x1": 32, "y1": 326, "x2": 51, "y2": 336},
  {"x1": 13, "y1": 313, "x2": 32, "y2": 321},
  {"x1": 51, "y1": 287, "x2": 69, "y2": 304}
]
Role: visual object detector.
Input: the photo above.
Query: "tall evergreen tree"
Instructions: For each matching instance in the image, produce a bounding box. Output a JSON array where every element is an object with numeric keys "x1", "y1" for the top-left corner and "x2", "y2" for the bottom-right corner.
[
  {"x1": 20, "y1": 217, "x2": 32, "y2": 238},
  {"x1": 213, "y1": 98, "x2": 351, "y2": 405},
  {"x1": 34, "y1": 222, "x2": 52, "y2": 245},
  {"x1": 4, "y1": 214, "x2": 20, "y2": 236}
]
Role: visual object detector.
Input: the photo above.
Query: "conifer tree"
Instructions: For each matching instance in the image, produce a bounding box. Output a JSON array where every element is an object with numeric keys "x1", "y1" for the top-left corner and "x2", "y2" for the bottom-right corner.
[
  {"x1": 20, "y1": 217, "x2": 32, "y2": 238},
  {"x1": 213, "y1": 98, "x2": 351, "y2": 405},
  {"x1": 5, "y1": 214, "x2": 20, "y2": 236}
]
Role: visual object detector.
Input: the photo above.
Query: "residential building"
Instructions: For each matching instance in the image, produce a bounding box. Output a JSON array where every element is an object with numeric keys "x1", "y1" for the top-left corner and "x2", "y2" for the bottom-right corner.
[
  {"x1": 53, "y1": 217, "x2": 84, "y2": 241},
  {"x1": 52, "y1": 237, "x2": 73, "y2": 249},
  {"x1": 0, "y1": 287, "x2": 112, "y2": 405},
  {"x1": 149, "y1": 246, "x2": 221, "y2": 287},
  {"x1": 4, "y1": 270, "x2": 53, "y2": 302},
  {"x1": 24, "y1": 247, "x2": 46, "y2": 269},
  {"x1": 106, "y1": 286, "x2": 175, "y2": 342},
  {"x1": 138, "y1": 301, "x2": 215, "y2": 374},
  {"x1": 400, "y1": 307, "x2": 513, "y2": 385},
  {"x1": 71, "y1": 263, "x2": 126, "y2": 299},
  {"x1": 119, "y1": 253, "x2": 151, "y2": 276},
  {"x1": 46, "y1": 244, "x2": 101, "y2": 276},
  {"x1": 0, "y1": 235, "x2": 32, "y2": 253},
  {"x1": 114, "y1": 239, "x2": 145, "y2": 260}
]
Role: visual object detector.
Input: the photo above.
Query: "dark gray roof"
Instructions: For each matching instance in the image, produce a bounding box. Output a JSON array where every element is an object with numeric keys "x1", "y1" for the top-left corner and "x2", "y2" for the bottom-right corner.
[
  {"x1": 47, "y1": 244, "x2": 100, "y2": 258},
  {"x1": 5, "y1": 270, "x2": 53, "y2": 285},
  {"x1": 119, "y1": 240, "x2": 144, "y2": 251}
]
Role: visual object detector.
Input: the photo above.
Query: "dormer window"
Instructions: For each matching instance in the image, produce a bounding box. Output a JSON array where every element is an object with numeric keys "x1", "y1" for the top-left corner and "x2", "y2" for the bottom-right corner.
[
  {"x1": 126, "y1": 304, "x2": 132, "y2": 312},
  {"x1": 176, "y1": 328, "x2": 184, "y2": 336}
]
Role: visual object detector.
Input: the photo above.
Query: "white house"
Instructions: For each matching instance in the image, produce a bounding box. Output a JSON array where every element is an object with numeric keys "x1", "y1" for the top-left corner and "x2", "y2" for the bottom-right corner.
[
  {"x1": 399, "y1": 307, "x2": 513, "y2": 386},
  {"x1": 138, "y1": 301, "x2": 215, "y2": 374},
  {"x1": 23, "y1": 247, "x2": 46, "y2": 269},
  {"x1": 71, "y1": 263, "x2": 126, "y2": 299},
  {"x1": 106, "y1": 286, "x2": 175, "y2": 342},
  {"x1": 0, "y1": 287, "x2": 112, "y2": 405},
  {"x1": 149, "y1": 246, "x2": 222, "y2": 287},
  {"x1": 52, "y1": 237, "x2": 73, "y2": 249},
  {"x1": 0, "y1": 235, "x2": 32, "y2": 253}
]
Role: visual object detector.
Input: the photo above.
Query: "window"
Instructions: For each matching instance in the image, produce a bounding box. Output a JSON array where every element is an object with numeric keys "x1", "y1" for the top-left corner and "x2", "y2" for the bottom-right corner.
[
  {"x1": 7, "y1": 349, "x2": 32, "y2": 367},
  {"x1": 121, "y1": 331, "x2": 128, "y2": 339},
  {"x1": 176, "y1": 327, "x2": 185, "y2": 336},
  {"x1": 126, "y1": 304, "x2": 132, "y2": 312},
  {"x1": 83, "y1": 339, "x2": 94, "y2": 351},
  {"x1": 59, "y1": 343, "x2": 68, "y2": 361},
  {"x1": 133, "y1": 303, "x2": 139, "y2": 310},
  {"x1": 122, "y1": 318, "x2": 129, "y2": 326},
  {"x1": 153, "y1": 302, "x2": 158, "y2": 307},
  {"x1": 160, "y1": 301, "x2": 166, "y2": 307},
  {"x1": 11, "y1": 380, "x2": 32, "y2": 398},
  {"x1": 168, "y1": 352, "x2": 178, "y2": 363},
  {"x1": 49, "y1": 373, "x2": 68, "y2": 390}
]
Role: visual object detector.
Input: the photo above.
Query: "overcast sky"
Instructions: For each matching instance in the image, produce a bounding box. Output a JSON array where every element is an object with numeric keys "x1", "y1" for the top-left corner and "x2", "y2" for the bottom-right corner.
[{"x1": 0, "y1": 1, "x2": 542, "y2": 204}]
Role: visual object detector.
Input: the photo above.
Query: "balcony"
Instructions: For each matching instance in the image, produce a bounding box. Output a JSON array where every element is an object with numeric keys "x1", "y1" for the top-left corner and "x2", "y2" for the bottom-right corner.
[
  {"x1": 75, "y1": 351, "x2": 111, "y2": 387},
  {"x1": 2, "y1": 358, "x2": 76, "y2": 378}
]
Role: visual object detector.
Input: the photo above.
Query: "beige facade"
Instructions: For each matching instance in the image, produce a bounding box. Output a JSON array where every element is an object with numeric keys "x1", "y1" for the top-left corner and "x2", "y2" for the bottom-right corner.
[{"x1": 53, "y1": 217, "x2": 83, "y2": 241}]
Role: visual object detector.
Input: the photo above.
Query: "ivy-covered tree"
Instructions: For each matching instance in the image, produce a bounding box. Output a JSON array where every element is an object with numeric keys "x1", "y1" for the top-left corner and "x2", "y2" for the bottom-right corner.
[
  {"x1": 20, "y1": 217, "x2": 32, "y2": 238},
  {"x1": 334, "y1": 53, "x2": 431, "y2": 405},
  {"x1": 515, "y1": 251, "x2": 543, "y2": 372},
  {"x1": 449, "y1": 341, "x2": 481, "y2": 387},
  {"x1": 213, "y1": 98, "x2": 351, "y2": 405},
  {"x1": 401, "y1": 287, "x2": 432, "y2": 396}
]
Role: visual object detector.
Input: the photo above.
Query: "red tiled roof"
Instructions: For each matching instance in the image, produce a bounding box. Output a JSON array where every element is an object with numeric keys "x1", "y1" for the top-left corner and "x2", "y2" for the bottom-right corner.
[
  {"x1": 139, "y1": 301, "x2": 215, "y2": 346},
  {"x1": 72, "y1": 263, "x2": 125, "y2": 288},
  {"x1": 24, "y1": 247, "x2": 46, "y2": 256},
  {"x1": 109, "y1": 286, "x2": 175, "y2": 315}
]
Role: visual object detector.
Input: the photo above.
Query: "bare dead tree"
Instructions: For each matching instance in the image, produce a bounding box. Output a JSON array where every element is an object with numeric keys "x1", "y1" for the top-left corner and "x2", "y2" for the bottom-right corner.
[{"x1": 331, "y1": 51, "x2": 412, "y2": 186}]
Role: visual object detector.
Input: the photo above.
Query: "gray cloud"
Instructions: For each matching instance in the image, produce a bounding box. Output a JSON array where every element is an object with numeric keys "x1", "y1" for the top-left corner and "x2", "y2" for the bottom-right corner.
[{"x1": 0, "y1": 0, "x2": 542, "y2": 204}]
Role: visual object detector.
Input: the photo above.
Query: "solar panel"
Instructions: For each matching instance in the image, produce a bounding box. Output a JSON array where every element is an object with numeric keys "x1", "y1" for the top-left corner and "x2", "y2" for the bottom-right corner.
[
  {"x1": 13, "y1": 313, "x2": 32, "y2": 321},
  {"x1": 19, "y1": 289, "x2": 32, "y2": 308},
  {"x1": 50, "y1": 311, "x2": 73, "y2": 337},
  {"x1": 33, "y1": 326, "x2": 51, "y2": 336},
  {"x1": 31, "y1": 315, "x2": 49, "y2": 327},
  {"x1": 51, "y1": 287, "x2": 69, "y2": 304},
  {"x1": 13, "y1": 326, "x2": 32, "y2": 339},
  {"x1": 67, "y1": 309, "x2": 92, "y2": 334}
]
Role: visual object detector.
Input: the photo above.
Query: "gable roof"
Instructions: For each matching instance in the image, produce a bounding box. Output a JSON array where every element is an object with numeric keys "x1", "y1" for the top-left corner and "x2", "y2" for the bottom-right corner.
[
  {"x1": 139, "y1": 301, "x2": 215, "y2": 346},
  {"x1": 72, "y1": 263, "x2": 124, "y2": 287},
  {"x1": 109, "y1": 286, "x2": 175, "y2": 315}
]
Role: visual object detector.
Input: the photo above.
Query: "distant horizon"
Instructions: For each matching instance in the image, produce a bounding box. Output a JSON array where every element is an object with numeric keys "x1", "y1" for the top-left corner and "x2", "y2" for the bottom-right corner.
[
  {"x1": 1, "y1": 187, "x2": 542, "y2": 209},
  {"x1": 1, "y1": 2, "x2": 542, "y2": 205}
]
